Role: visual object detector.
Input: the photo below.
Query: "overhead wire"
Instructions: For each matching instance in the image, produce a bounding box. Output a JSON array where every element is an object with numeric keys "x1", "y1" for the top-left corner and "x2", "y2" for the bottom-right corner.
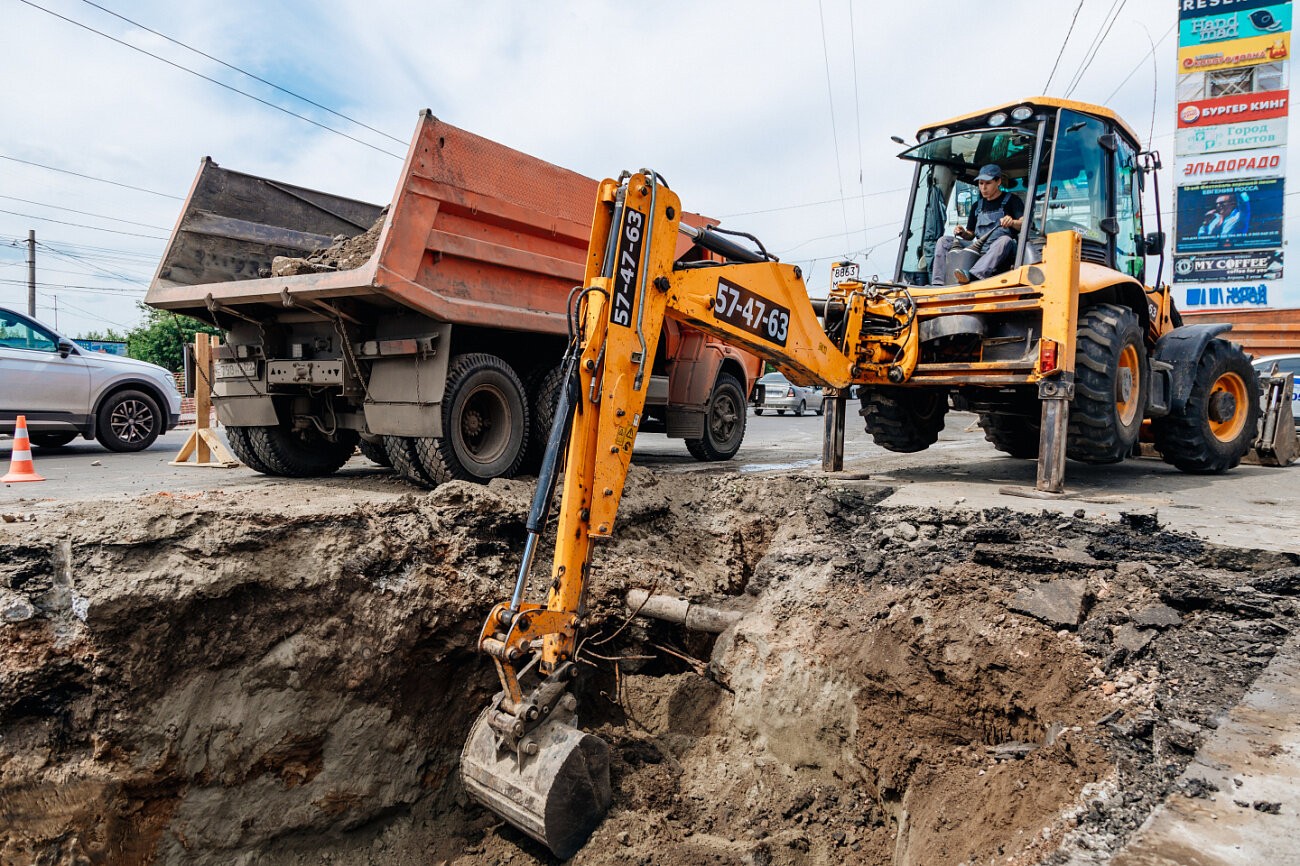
[
  {"x1": 76, "y1": 0, "x2": 407, "y2": 148},
  {"x1": 1043, "y1": 0, "x2": 1088, "y2": 92},
  {"x1": 0, "y1": 208, "x2": 169, "y2": 240},
  {"x1": 0, "y1": 153, "x2": 182, "y2": 200},
  {"x1": 1065, "y1": 0, "x2": 1129, "y2": 98},
  {"x1": 1105, "y1": 23, "x2": 1175, "y2": 103},
  {"x1": 816, "y1": 0, "x2": 852, "y2": 242},
  {"x1": 847, "y1": 1, "x2": 870, "y2": 252},
  {"x1": 0, "y1": 195, "x2": 170, "y2": 231},
  {"x1": 15, "y1": 0, "x2": 405, "y2": 161}
]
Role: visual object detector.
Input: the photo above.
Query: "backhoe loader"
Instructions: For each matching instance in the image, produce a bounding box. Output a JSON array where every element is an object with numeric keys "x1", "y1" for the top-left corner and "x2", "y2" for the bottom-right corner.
[{"x1": 459, "y1": 97, "x2": 1267, "y2": 857}]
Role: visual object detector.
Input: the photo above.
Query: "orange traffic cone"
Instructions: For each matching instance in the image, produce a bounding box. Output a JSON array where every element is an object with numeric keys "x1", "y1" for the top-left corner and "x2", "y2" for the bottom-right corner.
[{"x1": 3, "y1": 416, "x2": 45, "y2": 483}]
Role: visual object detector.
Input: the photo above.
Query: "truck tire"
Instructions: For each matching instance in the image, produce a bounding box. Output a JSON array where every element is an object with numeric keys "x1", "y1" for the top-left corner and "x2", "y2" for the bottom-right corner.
[
  {"x1": 686, "y1": 372, "x2": 747, "y2": 462},
  {"x1": 1152, "y1": 339, "x2": 1259, "y2": 474},
  {"x1": 859, "y1": 387, "x2": 947, "y2": 453},
  {"x1": 522, "y1": 363, "x2": 566, "y2": 474},
  {"x1": 1066, "y1": 304, "x2": 1148, "y2": 465},
  {"x1": 978, "y1": 412, "x2": 1039, "y2": 458},
  {"x1": 416, "y1": 353, "x2": 529, "y2": 483},
  {"x1": 95, "y1": 389, "x2": 163, "y2": 452},
  {"x1": 248, "y1": 425, "x2": 357, "y2": 478},
  {"x1": 225, "y1": 426, "x2": 275, "y2": 474},
  {"x1": 358, "y1": 437, "x2": 392, "y2": 467},
  {"x1": 385, "y1": 436, "x2": 441, "y2": 488}
]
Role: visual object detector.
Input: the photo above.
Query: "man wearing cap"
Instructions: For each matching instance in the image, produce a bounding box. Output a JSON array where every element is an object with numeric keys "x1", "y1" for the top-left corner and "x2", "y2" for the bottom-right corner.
[{"x1": 930, "y1": 163, "x2": 1024, "y2": 285}]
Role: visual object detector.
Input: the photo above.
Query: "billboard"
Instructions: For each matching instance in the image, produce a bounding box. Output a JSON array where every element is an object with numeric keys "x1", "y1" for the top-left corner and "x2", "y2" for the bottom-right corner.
[
  {"x1": 1180, "y1": 4, "x2": 1292, "y2": 42},
  {"x1": 1177, "y1": 145, "x2": 1287, "y2": 180},
  {"x1": 1180, "y1": 0, "x2": 1284, "y2": 20},
  {"x1": 1176, "y1": 115, "x2": 1288, "y2": 152},
  {"x1": 1182, "y1": 282, "x2": 1273, "y2": 307},
  {"x1": 1177, "y1": 89, "x2": 1289, "y2": 125},
  {"x1": 1174, "y1": 177, "x2": 1285, "y2": 252},
  {"x1": 1178, "y1": 32, "x2": 1291, "y2": 73},
  {"x1": 1177, "y1": 60, "x2": 1287, "y2": 100},
  {"x1": 1173, "y1": 249, "x2": 1283, "y2": 281}
]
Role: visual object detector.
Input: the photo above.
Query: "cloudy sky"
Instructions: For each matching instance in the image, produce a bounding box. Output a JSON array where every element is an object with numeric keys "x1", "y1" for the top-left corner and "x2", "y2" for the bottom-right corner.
[{"x1": 0, "y1": 0, "x2": 1240, "y2": 338}]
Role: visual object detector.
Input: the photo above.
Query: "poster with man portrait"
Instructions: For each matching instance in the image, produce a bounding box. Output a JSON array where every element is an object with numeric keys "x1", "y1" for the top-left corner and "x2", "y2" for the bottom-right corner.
[{"x1": 1174, "y1": 177, "x2": 1285, "y2": 252}]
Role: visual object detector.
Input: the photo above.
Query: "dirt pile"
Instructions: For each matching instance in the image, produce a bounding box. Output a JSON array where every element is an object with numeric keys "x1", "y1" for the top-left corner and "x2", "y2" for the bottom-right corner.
[
  {"x1": 268, "y1": 210, "x2": 387, "y2": 276},
  {"x1": 2, "y1": 473, "x2": 1297, "y2": 865}
]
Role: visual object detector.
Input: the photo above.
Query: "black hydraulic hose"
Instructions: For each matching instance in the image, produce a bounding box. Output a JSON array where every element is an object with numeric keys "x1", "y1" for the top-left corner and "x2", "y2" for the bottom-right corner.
[
  {"x1": 682, "y1": 223, "x2": 770, "y2": 264},
  {"x1": 526, "y1": 349, "x2": 579, "y2": 535}
]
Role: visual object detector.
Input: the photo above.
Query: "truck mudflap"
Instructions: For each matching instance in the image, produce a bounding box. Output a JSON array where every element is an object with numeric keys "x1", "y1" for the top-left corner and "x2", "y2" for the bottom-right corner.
[
  {"x1": 1152, "y1": 323, "x2": 1232, "y2": 414},
  {"x1": 460, "y1": 701, "x2": 611, "y2": 859}
]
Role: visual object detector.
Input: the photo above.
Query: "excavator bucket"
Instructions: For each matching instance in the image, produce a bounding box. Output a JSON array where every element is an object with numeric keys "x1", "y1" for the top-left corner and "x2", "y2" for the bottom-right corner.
[{"x1": 460, "y1": 704, "x2": 612, "y2": 859}]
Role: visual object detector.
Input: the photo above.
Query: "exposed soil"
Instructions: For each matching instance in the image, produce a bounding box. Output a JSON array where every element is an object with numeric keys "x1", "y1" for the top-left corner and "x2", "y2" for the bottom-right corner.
[
  {"x1": 269, "y1": 210, "x2": 386, "y2": 276},
  {"x1": 2, "y1": 471, "x2": 1297, "y2": 865}
]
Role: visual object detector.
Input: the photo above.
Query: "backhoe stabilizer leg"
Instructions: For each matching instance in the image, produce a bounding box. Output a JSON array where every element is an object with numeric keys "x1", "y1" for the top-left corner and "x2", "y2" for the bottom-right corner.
[{"x1": 1036, "y1": 381, "x2": 1073, "y2": 494}]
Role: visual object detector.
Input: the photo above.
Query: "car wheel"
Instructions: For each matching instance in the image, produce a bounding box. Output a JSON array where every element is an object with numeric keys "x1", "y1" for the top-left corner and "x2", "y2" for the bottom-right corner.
[
  {"x1": 30, "y1": 432, "x2": 77, "y2": 448},
  {"x1": 794, "y1": 400, "x2": 806, "y2": 417},
  {"x1": 754, "y1": 408, "x2": 764, "y2": 416},
  {"x1": 95, "y1": 389, "x2": 162, "y2": 452},
  {"x1": 815, "y1": 400, "x2": 825, "y2": 416}
]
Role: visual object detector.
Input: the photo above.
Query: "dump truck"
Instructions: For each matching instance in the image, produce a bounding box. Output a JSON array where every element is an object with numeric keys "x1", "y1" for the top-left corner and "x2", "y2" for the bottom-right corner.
[
  {"x1": 459, "y1": 97, "x2": 1276, "y2": 858},
  {"x1": 144, "y1": 112, "x2": 760, "y2": 487}
]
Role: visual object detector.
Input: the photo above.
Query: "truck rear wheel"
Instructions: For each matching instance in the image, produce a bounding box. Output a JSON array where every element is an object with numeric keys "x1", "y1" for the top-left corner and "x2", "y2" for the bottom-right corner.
[
  {"x1": 978, "y1": 412, "x2": 1039, "y2": 458},
  {"x1": 1066, "y1": 304, "x2": 1147, "y2": 465},
  {"x1": 686, "y1": 372, "x2": 747, "y2": 461},
  {"x1": 358, "y1": 437, "x2": 392, "y2": 467},
  {"x1": 416, "y1": 353, "x2": 529, "y2": 484},
  {"x1": 859, "y1": 387, "x2": 947, "y2": 452},
  {"x1": 225, "y1": 425, "x2": 275, "y2": 474},
  {"x1": 385, "y1": 436, "x2": 440, "y2": 488},
  {"x1": 248, "y1": 425, "x2": 358, "y2": 477},
  {"x1": 1152, "y1": 339, "x2": 1259, "y2": 474},
  {"x1": 522, "y1": 363, "x2": 566, "y2": 474}
]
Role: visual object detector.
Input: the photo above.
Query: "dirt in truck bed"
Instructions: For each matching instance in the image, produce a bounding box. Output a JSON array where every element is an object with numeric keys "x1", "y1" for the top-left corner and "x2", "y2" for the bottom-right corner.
[
  {"x1": 268, "y1": 209, "x2": 387, "y2": 277},
  {"x1": 2, "y1": 471, "x2": 1298, "y2": 865}
]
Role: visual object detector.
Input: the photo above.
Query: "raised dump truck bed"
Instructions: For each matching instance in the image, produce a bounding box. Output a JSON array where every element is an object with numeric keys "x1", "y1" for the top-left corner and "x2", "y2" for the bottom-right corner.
[{"x1": 146, "y1": 112, "x2": 759, "y2": 485}]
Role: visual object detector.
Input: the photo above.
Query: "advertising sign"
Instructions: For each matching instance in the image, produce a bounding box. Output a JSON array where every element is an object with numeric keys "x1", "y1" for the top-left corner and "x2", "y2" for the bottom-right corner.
[
  {"x1": 1182, "y1": 282, "x2": 1273, "y2": 308},
  {"x1": 1178, "y1": 32, "x2": 1290, "y2": 73},
  {"x1": 1180, "y1": 4, "x2": 1292, "y2": 43},
  {"x1": 1180, "y1": 0, "x2": 1283, "y2": 20},
  {"x1": 1173, "y1": 250, "x2": 1283, "y2": 282},
  {"x1": 1177, "y1": 146, "x2": 1287, "y2": 181},
  {"x1": 1175, "y1": 177, "x2": 1285, "y2": 252},
  {"x1": 1177, "y1": 90, "x2": 1289, "y2": 125},
  {"x1": 1177, "y1": 61, "x2": 1287, "y2": 101},
  {"x1": 1176, "y1": 115, "x2": 1288, "y2": 152}
]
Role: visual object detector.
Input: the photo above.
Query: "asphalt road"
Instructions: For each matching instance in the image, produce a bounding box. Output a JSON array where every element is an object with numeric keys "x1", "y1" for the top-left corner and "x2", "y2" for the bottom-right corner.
[{"x1": 3, "y1": 410, "x2": 1298, "y2": 553}]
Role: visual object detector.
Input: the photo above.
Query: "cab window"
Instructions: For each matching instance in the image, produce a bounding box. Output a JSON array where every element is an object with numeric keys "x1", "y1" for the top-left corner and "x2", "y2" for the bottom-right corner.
[
  {"x1": 0, "y1": 311, "x2": 59, "y2": 352},
  {"x1": 1115, "y1": 138, "x2": 1143, "y2": 281},
  {"x1": 1043, "y1": 110, "x2": 1112, "y2": 247}
]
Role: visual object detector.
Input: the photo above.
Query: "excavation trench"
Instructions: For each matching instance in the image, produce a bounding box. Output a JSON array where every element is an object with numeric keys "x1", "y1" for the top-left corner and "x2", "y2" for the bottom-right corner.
[{"x1": 1, "y1": 472, "x2": 1297, "y2": 865}]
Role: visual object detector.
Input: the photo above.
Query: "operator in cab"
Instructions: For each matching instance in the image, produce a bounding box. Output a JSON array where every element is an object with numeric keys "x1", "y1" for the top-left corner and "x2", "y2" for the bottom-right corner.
[{"x1": 931, "y1": 163, "x2": 1024, "y2": 285}]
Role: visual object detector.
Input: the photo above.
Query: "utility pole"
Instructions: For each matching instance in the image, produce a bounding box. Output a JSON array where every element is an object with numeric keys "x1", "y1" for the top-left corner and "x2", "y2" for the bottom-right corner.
[{"x1": 26, "y1": 230, "x2": 36, "y2": 317}]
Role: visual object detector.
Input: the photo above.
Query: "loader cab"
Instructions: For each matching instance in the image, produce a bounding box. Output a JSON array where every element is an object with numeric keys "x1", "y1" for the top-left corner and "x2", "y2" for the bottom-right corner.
[{"x1": 895, "y1": 98, "x2": 1148, "y2": 286}]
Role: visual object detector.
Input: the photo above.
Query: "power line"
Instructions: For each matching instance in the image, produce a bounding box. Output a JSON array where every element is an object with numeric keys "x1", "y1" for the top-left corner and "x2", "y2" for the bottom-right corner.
[
  {"x1": 16, "y1": 0, "x2": 405, "y2": 161},
  {"x1": 77, "y1": 0, "x2": 408, "y2": 148},
  {"x1": 37, "y1": 242, "x2": 151, "y2": 283},
  {"x1": 816, "y1": 0, "x2": 851, "y2": 242},
  {"x1": 847, "y1": 2, "x2": 870, "y2": 251},
  {"x1": 1044, "y1": 0, "x2": 1088, "y2": 92},
  {"x1": 1065, "y1": 0, "x2": 1129, "y2": 98},
  {"x1": 719, "y1": 186, "x2": 908, "y2": 219},
  {"x1": 0, "y1": 153, "x2": 182, "y2": 199},
  {"x1": 0, "y1": 207, "x2": 169, "y2": 240},
  {"x1": 1105, "y1": 23, "x2": 1176, "y2": 103},
  {"x1": 0, "y1": 277, "x2": 144, "y2": 295},
  {"x1": 0, "y1": 194, "x2": 170, "y2": 231}
]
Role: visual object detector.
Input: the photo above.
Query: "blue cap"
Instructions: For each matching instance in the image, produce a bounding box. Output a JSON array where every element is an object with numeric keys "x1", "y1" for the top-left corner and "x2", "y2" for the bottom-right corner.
[{"x1": 975, "y1": 164, "x2": 1003, "y2": 182}]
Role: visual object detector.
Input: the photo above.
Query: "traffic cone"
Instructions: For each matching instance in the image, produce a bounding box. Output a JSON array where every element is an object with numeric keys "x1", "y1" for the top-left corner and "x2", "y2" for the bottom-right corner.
[{"x1": 3, "y1": 416, "x2": 45, "y2": 483}]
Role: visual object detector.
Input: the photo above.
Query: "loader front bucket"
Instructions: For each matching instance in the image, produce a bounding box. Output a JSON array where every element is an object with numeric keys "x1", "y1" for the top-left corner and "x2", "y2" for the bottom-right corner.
[{"x1": 460, "y1": 705, "x2": 612, "y2": 859}]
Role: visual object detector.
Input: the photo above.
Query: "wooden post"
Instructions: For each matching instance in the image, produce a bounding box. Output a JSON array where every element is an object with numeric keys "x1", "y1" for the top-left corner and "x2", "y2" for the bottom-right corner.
[{"x1": 171, "y1": 333, "x2": 238, "y2": 468}]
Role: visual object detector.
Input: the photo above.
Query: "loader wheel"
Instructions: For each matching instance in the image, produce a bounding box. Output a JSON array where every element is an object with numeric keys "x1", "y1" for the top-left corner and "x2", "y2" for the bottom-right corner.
[
  {"x1": 384, "y1": 436, "x2": 440, "y2": 489},
  {"x1": 1066, "y1": 304, "x2": 1148, "y2": 464},
  {"x1": 978, "y1": 412, "x2": 1040, "y2": 459},
  {"x1": 416, "y1": 353, "x2": 529, "y2": 484},
  {"x1": 224, "y1": 425, "x2": 275, "y2": 474},
  {"x1": 859, "y1": 387, "x2": 947, "y2": 452},
  {"x1": 1152, "y1": 339, "x2": 1259, "y2": 474},
  {"x1": 358, "y1": 437, "x2": 392, "y2": 467},
  {"x1": 248, "y1": 424, "x2": 357, "y2": 478},
  {"x1": 686, "y1": 372, "x2": 747, "y2": 461}
]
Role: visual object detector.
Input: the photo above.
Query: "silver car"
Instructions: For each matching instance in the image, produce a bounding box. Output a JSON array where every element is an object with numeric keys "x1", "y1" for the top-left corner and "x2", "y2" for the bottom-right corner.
[
  {"x1": 752, "y1": 371, "x2": 825, "y2": 416},
  {"x1": 0, "y1": 306, "x2": 181, "y2": 451},
  {"x1": 1253, "y1": 353, "x2": 1300, "y2": 430}
]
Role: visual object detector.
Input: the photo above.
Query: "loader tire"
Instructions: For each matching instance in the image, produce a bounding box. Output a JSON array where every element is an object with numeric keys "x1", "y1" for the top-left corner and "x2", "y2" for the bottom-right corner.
[
  {"x1": 978, "y1": 412, "x2": 1040, "y2": 459},
  {"x1": 358, "y1": 437, "x2": 392, "y2": 467},
  {"x1": 859, "y1": 387, "x2": 947, "y2": 453},
  {"x1": 224, "y1": 425, "x2": 275, "y2": 474},
  {"x1": 1066, "y1": 304, "x2": 1148, "y2": 465},
  {"x1": 248, "y1": 424, "x2": 357, "y2": 478},
  {"x1": 1152, "y1": 339, "x2": 1259, "y2": 474},
  {"x1": 686, "y1": 372, "x2": 747, "y2": 461},
  {"x1": 384, "y1": 436, "x2": 440, "y2": 488},
  {"x1": 415, "y1": 353, "x2": 529, "y2": 484}
]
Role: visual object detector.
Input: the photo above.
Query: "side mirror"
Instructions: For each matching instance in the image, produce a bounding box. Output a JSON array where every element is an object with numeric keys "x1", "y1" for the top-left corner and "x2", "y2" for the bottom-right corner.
[
  {"x1": 57, "y1": 338, "x2": 74, "y2": 358},
  {"x1": 1099, "y1": 217, "x2": 1119, "y2": 235},
  {"x1": 1140, "y1": 231, "x2": 1166, "y2": 255}
]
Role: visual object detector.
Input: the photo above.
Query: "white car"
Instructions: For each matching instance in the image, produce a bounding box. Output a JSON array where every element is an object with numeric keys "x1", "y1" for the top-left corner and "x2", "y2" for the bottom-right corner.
[
  {"x1": 0, "y1": 306, "x2": 181, "y2": 451},
  {"x1": 751, "y1": 371, "x2": 825, "y2": 416},
  {"x1": 1252, "y1": 353, "x2": 1300, "y2": 429}
]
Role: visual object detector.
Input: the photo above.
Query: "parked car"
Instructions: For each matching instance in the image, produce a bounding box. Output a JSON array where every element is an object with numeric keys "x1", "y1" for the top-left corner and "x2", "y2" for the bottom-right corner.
[
  {"x1": 1252, "y1": 353, "x2": 1300, "y2": 429},
  {"x1": 0, "y1": 306, "x2": 181, "y2": 451},
  {"x1": 751, "y1": 371, "x2": 825, "y2": 416}
]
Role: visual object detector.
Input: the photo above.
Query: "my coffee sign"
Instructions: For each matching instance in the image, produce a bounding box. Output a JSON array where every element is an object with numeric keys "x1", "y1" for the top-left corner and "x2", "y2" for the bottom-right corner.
[
  {"x1": 1173, "y1": 250, "x2": 1283, "y2": 282},
  {"x1": 1177, "y1": 90, "x2": 1289, "y2": 125}
]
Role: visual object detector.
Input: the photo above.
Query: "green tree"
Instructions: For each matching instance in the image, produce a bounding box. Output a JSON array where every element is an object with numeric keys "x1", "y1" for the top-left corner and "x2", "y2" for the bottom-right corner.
[
  {"x1": 75, "y1": 328, "x2": 127, "y2": 342},
  {"x1": 126, "y1": 304, "x2": 220, "y2": 372}
]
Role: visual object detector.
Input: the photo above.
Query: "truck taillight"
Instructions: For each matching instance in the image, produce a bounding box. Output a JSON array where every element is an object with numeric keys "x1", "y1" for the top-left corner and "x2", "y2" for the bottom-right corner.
[{"x1": 1040, "y1": 339, "x2": 1059, "y2": 373}]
